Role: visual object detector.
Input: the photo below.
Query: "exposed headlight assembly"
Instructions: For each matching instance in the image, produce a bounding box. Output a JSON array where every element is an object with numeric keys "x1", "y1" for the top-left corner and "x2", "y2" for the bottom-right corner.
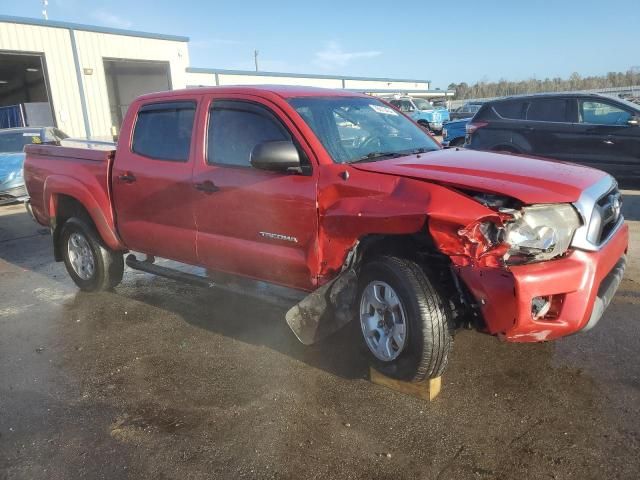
[{"x1": 502, "y1": 204, "x2": 581, "y2": 264}]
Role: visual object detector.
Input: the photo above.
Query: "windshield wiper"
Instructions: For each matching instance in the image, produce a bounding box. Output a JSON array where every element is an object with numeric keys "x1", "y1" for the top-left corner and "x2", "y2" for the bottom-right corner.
[
  {"x1": 350, "y1": 151, "x2": 405, "y2": 163},
  {"x1": 410, "y1": 147, "x2": 429, "y2": 154}
]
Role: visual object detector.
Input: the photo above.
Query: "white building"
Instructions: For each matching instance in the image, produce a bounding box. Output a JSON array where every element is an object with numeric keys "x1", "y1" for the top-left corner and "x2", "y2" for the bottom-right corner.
[{"x1": 0, "y1": 15, "x2": 452, "y2": 139}]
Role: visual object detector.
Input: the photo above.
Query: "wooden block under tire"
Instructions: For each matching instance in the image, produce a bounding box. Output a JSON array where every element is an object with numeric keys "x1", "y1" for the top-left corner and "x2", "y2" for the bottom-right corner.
[{"x1": 369, "y1": 367, "x2": 441, "y2": 401}]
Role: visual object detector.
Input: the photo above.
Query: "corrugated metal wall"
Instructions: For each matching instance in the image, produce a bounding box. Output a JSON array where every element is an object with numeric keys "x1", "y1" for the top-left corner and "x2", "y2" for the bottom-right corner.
[
  {"x1": 0, "y1": 21, "x2": 190, "y2": 138},
  {"x1": 74, "y1": 30, "x2": 190, "y2": 138},
  {"x1": 0, "y1": 22, "x2": 86, "y2": 136},
  {"x1": 1, "y1": 19, "x2": 434, "y2": 138},
  {"x1": 185, "y1": 71, "x2": 430, "y2": 92}
]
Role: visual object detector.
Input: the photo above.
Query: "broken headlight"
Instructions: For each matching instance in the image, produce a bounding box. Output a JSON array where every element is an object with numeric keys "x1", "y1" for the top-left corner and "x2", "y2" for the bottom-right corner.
[{"x1": 502, "y1": 204, "x2": 581, "y2": 264}]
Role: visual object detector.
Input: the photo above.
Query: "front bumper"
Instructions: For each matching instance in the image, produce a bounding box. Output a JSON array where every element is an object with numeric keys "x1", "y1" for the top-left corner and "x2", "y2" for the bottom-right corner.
[
  {"x1": 0, "y1": 185, "x2": 28, "y2": 205},
  {"x1": 458, "y1": 222, "x2": 629, "y2": 342}
]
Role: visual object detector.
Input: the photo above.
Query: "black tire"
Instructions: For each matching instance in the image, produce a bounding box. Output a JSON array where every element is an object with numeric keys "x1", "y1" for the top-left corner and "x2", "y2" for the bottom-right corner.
[
  {"x1": 357, "y1": 256, "x2": 453, "y2": 381},
  {"x1": 417, "y1": 120, "x2": 431, "y2": 131},
  {"x1": 450, "y1": 137, "x2": 465, "y2": 147},
  {"x1": 60, "y1": 217, "x2": 124, "y2": 292}
]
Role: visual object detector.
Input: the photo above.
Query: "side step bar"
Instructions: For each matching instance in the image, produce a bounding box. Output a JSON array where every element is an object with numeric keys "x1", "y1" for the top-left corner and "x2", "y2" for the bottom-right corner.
[
  {"x1": 126, "y1": 254, "x2": 215, "y2": 289},
  {"x1": 125, "y1": 254, "x2": 306, "y2": 308}
]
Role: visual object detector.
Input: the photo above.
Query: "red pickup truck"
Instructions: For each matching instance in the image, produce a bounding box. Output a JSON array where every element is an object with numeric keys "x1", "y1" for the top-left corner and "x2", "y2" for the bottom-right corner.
[{"x1": 24, "y1": 86, "x2": 628, "y2": 381}]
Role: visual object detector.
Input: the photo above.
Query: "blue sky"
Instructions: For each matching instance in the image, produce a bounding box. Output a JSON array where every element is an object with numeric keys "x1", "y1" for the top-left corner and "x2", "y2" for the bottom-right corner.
[{"x1": 3, "y1": 0, "x2": 639, "y2": 87}]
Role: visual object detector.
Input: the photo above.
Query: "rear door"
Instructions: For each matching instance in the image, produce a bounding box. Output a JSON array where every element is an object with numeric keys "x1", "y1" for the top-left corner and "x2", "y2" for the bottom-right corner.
[
  {"x1": 112, "y1": 98, "x2": 200, "y2": 264},
  {"x1": 524, "y1": 97, "x2": 575, "y2": 160},
  {"x1": 191, "y1": 95, "x2": 319, "y2": 291},
  {"x1": 568, "y1": 98, "x2": 640, "y2": 180}
]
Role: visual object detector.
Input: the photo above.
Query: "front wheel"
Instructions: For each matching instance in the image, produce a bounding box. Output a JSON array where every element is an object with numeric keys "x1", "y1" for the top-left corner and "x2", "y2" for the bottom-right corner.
[
  {"x1": 358, "y1": 256, "x2": 453, "y2": 381},
  {"x1": 60, "y1": 217, "x2": 124, "y2": 292}
]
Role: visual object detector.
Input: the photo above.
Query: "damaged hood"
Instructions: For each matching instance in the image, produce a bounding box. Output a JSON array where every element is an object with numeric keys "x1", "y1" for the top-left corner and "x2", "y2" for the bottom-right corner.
[{"x1": 351, "y1": 148, "x2": 607, "y2": 204}]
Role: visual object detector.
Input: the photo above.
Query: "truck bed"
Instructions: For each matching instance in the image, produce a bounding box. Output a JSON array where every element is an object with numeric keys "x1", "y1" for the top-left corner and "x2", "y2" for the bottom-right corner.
[{"x1": 24, "y1": 143, "x2": 121, "y2": 250}]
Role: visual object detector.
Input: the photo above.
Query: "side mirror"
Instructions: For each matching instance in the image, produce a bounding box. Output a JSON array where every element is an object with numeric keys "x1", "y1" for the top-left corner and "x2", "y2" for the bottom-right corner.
[
  {"x1": 628, "y1": 116, "x2": 640, "y2": 126},
  {"x1": 250, "y1": 141, "x2": 301, "y2": 172}
]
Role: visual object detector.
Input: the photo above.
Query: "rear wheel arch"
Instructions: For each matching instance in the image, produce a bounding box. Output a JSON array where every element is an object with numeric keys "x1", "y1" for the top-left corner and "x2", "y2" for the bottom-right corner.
[
  {"x1": 51, "y1": 194, "x2": 94, "y2": 261},
  {"x1": 60, "y1": 216, "x2": 124, "y2": 291}
]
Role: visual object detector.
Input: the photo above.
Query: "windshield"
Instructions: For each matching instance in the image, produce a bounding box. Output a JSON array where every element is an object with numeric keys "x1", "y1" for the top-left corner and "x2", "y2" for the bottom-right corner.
[
  {"x1": 0, "y1": 130, "x2": 41, "y2": 154},
  {"x1": 289, "y1": 97, "x2": 439, "y2": 164},
  {"x1": 412, "y1": 98, "x2": 434, "y2": 110}
]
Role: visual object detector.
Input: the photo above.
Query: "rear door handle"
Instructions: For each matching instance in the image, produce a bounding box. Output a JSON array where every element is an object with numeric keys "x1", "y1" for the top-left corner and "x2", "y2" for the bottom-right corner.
[
  {"x1": 118, "y1": 172, "x2": 136, "y2": 183},
  {"x1": 603, "y1": 136, "x2": 615, "y2": 145},
  {"x1": 194, "y1": 180, "x2": 219, "y2": 194}
]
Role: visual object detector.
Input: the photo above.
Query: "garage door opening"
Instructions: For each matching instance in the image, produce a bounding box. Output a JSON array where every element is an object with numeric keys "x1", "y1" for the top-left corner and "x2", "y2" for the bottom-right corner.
[
  {"x1": 104, "y1": 59, "x2": 171, "y2": 134},
  {"x1": 0, "y1": 52, "x2": 55, "y2": 129}
]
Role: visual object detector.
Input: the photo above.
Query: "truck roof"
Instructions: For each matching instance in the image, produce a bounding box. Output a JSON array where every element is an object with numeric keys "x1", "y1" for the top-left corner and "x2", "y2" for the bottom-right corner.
[{"x1": 136, "y1": 85, "x2": 369, "y2": 102}]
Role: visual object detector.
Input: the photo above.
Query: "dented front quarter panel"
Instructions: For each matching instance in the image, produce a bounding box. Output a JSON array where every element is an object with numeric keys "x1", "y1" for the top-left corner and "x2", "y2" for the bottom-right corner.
[
  {"x1": 316, "y1": 162, "x2": 502, "y2": 283},
  {"x1": 314, "y1": 160, "x2": 629, "y2": 345}
]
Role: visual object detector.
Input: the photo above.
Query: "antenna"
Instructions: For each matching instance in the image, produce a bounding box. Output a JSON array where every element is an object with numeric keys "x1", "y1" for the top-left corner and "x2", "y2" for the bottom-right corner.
[
  {"x1": 254, "y1": 50, "x2": 259, "y2": 72},
  {"x1": 42, "y1": 0, "x2": 49, "y2": 20}
]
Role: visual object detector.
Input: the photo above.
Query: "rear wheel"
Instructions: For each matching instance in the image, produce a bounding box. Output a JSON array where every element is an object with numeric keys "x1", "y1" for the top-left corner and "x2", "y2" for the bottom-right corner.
[
  {"x1": 358, "y1": 256, "x2": 453, "y2": 381},
  {"x1": 61, "y1": 217, "x2": 124, "y2": 292}
]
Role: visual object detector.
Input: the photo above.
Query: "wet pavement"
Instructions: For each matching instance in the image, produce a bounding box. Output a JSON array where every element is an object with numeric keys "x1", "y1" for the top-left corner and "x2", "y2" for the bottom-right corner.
[{"x1": 1, "y1": 194, "x2": 639, "y2": 480}]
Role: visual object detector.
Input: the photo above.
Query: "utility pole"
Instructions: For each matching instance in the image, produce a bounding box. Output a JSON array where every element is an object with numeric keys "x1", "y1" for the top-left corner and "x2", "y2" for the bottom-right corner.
[
  {"x1": 254, "y1": 50, "x2": 259, "y2": 72},
  {"x1": 42, "y1": 0, "x2": 48, "y2": 20}
]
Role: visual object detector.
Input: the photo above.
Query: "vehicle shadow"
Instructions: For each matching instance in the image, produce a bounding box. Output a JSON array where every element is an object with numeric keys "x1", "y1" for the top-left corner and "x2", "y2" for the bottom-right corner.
[{"x1": 62, "y1": 273, "x2": 372, "y2": 382}]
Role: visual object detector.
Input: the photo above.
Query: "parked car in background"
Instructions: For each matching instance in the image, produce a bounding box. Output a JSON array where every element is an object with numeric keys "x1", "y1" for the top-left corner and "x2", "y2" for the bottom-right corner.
[
  {"x1": 465, "y1": 93, "x2": 640, "y2": 185},
  {"x1": 0, "y1": 127, "x2": 68, "y2": 205},
  {"x1": 386, "y1": 96, "x2": 450, "y2": 133},
  {"x1": 442, "y1": 117, "x2": 471, "y2": 147},
  {"x1": 431, "y1": 99, "x2": 450, "y2": 109},
  {"x1": 449, "y1": 101, "x2": 485, "y2": 120}
]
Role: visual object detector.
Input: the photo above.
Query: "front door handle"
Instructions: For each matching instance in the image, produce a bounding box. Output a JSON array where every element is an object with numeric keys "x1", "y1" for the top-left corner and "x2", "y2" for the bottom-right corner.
[
  {"x1": 118, "y1": 172, "x2": 136, "y2": 183},
  {"x1": 194, "y1": 180, "x2": 219, "y2": 194},
  {"x1": 603, "y1": 137, "x2": 615, "y2": 145}
]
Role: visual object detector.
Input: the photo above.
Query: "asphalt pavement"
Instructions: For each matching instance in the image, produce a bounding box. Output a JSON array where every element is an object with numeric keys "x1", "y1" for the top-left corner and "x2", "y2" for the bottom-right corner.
[{"x1": 1, "y1": 193, "x2": 639, "y2": 479}]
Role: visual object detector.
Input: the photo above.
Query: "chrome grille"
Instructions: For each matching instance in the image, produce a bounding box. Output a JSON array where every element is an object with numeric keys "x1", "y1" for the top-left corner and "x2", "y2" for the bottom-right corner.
[
  {"x1": 594, "y1": 187, "x2": 622, "y2": 244},
  {"x1": 572, "y1": 176, "x2": 623, "y2": 251}
]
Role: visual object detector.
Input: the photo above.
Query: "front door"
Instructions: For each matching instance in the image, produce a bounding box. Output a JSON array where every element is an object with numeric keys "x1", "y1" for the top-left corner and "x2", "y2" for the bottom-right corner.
[
  {"x1": 191, "y1": 96, "x2": 319, "y2": 291},
  {"x1": 112, "y1": 98, "x2": 200, "y2": 264},
  {"x1": 568, "y1": 98, "x2": 640, "y2": 181}
]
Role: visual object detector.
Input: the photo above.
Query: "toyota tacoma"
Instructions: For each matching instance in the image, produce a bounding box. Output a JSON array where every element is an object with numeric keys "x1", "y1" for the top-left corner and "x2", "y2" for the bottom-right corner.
[{"x1": 24, "y1": 86, "x2": 628, "y2": 382}]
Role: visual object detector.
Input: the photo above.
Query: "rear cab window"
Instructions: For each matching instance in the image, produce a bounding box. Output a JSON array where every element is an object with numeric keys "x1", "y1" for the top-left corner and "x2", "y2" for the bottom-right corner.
[{"x1": 132, "y1": 101, "x2": 196, "y2": 161}]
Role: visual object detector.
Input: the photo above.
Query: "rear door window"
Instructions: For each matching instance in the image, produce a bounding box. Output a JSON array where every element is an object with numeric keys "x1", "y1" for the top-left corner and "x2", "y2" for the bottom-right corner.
[
  {"x1": 132, "y1": 101, "x2": 196, "y2": 162},
  {"x1": 492, "y1": 100, "x2": 526, "y2": 119},
  {"x1": 525, "y1": 98, "x2": 569, "y2": 122},
  {"x1": 578, "y1": 100, "x2": 632, "y2": 125}
]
